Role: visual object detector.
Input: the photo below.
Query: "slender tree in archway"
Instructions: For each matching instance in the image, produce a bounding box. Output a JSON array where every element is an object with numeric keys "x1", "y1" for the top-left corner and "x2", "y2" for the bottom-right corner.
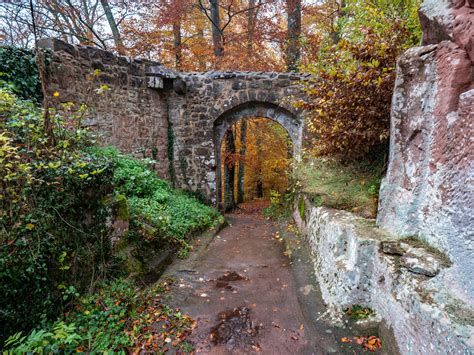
[
  {"x1": 224, "y1": 128, "x2": 237, "y2": 211},
  {"x1": 237, "y1": 120, "x2": 247, "y2": 204}
]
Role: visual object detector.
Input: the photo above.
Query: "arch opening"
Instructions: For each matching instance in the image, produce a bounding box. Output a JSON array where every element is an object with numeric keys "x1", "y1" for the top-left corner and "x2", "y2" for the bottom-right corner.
[{"x1": 213, "y1": 102, "x2": 302, "y2": 211}]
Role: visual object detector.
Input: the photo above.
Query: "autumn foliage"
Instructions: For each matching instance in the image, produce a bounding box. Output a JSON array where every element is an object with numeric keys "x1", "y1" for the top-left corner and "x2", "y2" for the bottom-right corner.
[
  {"x1": 298, "y1": 1, "x2": 421, "y2": 159},
  {"x1": 221, "y1": 118, "x2": 292, "y2": 208}
]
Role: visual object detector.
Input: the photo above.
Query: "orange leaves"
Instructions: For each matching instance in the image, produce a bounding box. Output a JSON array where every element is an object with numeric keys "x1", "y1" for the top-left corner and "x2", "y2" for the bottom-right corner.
[
  {"x1": 340, "y1": 335, "x2": 382, "y2": 352},
  {"x1": 299, "y1": 18, "x2": 412, "y2": 160},
  {"x1": 364, "y1": 336, "x2": 382, "y2": 351}
]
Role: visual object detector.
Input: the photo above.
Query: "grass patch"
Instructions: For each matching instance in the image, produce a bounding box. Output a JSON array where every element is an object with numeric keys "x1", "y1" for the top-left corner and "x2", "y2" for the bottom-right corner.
[{"x1": 295, "y1": 157, "x2": 384, "y2": 218}]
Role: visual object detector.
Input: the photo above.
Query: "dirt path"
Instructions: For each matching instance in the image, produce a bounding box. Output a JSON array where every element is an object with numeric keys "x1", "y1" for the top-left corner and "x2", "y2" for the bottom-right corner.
[{"x1": 161, "y1": 212, "x2": 366, "y2": 354}]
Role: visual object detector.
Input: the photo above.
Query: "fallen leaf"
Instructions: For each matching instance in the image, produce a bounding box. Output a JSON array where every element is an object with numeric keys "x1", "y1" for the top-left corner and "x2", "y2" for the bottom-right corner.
[
  {"x1": 363, "y1": 336, "x2": 382, "y2": 351},
  {"x1": 341, "y1": 337, "x2": 352, "y2": 343}
]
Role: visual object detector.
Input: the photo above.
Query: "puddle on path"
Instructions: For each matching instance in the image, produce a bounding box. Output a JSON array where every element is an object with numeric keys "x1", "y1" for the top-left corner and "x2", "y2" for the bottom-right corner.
[
  {"x1": 215, "y1": 271, "x2": 247, "y2": 289},
  {"x1": 210, "y1": 306, "x2": 261, "y2": 351},
  {"x1": 160, "y1": 213, "x2": 394, "y2": 354}
]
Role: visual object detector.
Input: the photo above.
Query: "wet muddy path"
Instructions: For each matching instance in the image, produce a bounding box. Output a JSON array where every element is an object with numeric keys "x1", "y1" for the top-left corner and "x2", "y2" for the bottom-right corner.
[{"x1": 161, "y1": 213, "x2": 368, "y2": 354}]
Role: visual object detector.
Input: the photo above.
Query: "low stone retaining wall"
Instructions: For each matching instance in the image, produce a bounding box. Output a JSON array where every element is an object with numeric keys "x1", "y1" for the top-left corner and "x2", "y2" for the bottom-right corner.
[{"x1": 294, "y1": 196, "x2": 473, "y2": 354}]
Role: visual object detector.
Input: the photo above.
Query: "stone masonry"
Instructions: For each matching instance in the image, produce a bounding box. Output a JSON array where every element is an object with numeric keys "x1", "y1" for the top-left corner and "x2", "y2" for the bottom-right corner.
[
  {"x1": 294, "y1": 200, "x2": 474, "y2": 354},
  {"x1": 38, "y1": 38, "x2": 307, "y2": 207}
]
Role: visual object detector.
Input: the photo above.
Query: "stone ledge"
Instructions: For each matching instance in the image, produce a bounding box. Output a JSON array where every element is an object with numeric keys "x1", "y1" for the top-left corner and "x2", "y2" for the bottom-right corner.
[{"x1": 294, "y1": 197, "x2": 473, "y2": 354}]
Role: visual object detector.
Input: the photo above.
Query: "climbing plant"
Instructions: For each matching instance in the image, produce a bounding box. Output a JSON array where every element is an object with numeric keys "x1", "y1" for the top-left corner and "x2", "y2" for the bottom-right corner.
[{"x1": 0, "y1": 46, "x2": 48, "y2": 102}]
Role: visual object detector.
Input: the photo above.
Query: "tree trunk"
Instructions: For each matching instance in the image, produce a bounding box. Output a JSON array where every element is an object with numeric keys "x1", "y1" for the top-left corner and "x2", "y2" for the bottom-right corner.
[
  {"x1": 330, "y1": 0, "x2": 346, "y2": 44},
  {"x1": 224, "y1": 128, "x2": 236, "y2": 211},
  {"x1": 237, "y1": 120, "x2": 247, "y2": 203},
  {"x1": 286, "y1": 0, "x2": 301, "y2": 72},
  {"x1": 100, "y1": 0, "x2": 125, "y2": 54},
  {"x1": 196, "y1": 23, "x2": 206, "y2": 70},
  {"x1": 209, "y1": 0, "x2": 224, "y2": 57},
  {"x1": 247, "y1": 0, "x2": 256, "y2": 59},
  {"x1": 29, "y1": 0, "x2": 54, "y2": 145},
  {"x1": 173, "y1": 22, "x2": 182, "y2": 70},
  {"x1": 255, "y1": 123, "x2": 263, "y2": 198}
]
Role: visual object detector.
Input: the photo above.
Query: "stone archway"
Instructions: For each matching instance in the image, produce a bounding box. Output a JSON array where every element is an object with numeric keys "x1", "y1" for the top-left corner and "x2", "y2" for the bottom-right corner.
[{"x1": 213, "y1": 101, "x2": 303, "y2": 209}]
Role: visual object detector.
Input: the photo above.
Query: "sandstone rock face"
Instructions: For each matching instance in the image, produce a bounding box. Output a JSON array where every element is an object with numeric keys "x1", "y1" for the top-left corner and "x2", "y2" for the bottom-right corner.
[{"x1": 377, "y1": 0, "x2": 474, "y2": 299}]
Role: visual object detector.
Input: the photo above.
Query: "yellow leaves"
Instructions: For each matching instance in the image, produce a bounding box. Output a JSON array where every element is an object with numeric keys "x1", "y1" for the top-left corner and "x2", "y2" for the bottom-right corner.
[
  {"x1": 53, "y1": 91, "x2": 60, "y2": 97},
  {"x1": 90, "y1": 168, "x2": 105, "y2": 175},
  {"x1": 86, "y1": 69, "x2": 101, "y2": 81},
  {"x1": 25, "y1": 223, "x2": 35, "y2": 230},
  {"x1": 48, "y1": 161, "x2": 61, "y2": 169},
  {"x1": 96, "y1": 84, "x2": 110, "y2": 95}
]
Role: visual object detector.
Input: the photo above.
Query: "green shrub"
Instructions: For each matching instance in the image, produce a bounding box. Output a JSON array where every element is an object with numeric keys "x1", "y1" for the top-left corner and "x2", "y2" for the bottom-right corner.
[
  {"x1": 263, "y1": 190, "x2": 293, "y2": 220},
  {"x1": 1, "y1": 89, "x2": 222, "y2": 344},
  {"x1": 1, "y1": 89, "x2": 114, "y2": 339},
  {"x1": 94, "y1": 147, "x2": 223, "y2": 253},
  {"x1": 4, "y1": 322, "x2": 81, "y2": 353}
]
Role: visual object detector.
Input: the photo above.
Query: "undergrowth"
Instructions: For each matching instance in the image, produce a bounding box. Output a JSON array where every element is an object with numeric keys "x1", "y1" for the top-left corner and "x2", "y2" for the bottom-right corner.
[
  {"x1": 262, "y1": 190, "x2": 294, "y2": 220},
  {"x1": 4, "y1": 278, "x2": 195, "y2": 353},
  {"x1": 344, "y1": 305, "x2": 375, "y2": 320},
  {"x1": 1, "y1": 87, "x2": 221, "y2": 351}
]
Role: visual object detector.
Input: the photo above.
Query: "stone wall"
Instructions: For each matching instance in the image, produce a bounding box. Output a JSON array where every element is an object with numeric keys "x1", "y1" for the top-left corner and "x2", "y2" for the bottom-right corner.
[
  {"x1": 295, "y1": 198, "x2": 473, "y2": 354},
  {"x1": 376, "y1": 0, "x2": 474, "y2": 299},
  {"x1": 39, "y1": 38, "x2": 306, "y2": 204},
  {"x1": 167, "y1": 71, "x2": 305, "y2": 205},
  {"x1": 39, "y1": 38, "x2": 173, "y2": 178}
]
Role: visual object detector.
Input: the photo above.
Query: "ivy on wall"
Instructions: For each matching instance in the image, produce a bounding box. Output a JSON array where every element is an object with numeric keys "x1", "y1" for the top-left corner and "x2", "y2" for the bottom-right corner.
[
  {"x1": 167, "y1": 120, "x2": 177, "y2": 187},
  {"x1": 0, "y1": 46, "x2": 49, "y2": 103}
]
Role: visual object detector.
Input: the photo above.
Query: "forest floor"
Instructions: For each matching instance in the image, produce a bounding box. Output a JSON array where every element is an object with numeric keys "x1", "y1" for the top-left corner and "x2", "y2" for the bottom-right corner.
[{"x1": 160, "y1": 205, "x2": 383, "y2": 354}]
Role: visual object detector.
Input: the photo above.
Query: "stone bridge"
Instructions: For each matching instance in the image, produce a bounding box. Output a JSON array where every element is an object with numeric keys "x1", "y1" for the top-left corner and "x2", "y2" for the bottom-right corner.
[{"x1": 39, "y1": 38, "x2": 309, "y2": 206}]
